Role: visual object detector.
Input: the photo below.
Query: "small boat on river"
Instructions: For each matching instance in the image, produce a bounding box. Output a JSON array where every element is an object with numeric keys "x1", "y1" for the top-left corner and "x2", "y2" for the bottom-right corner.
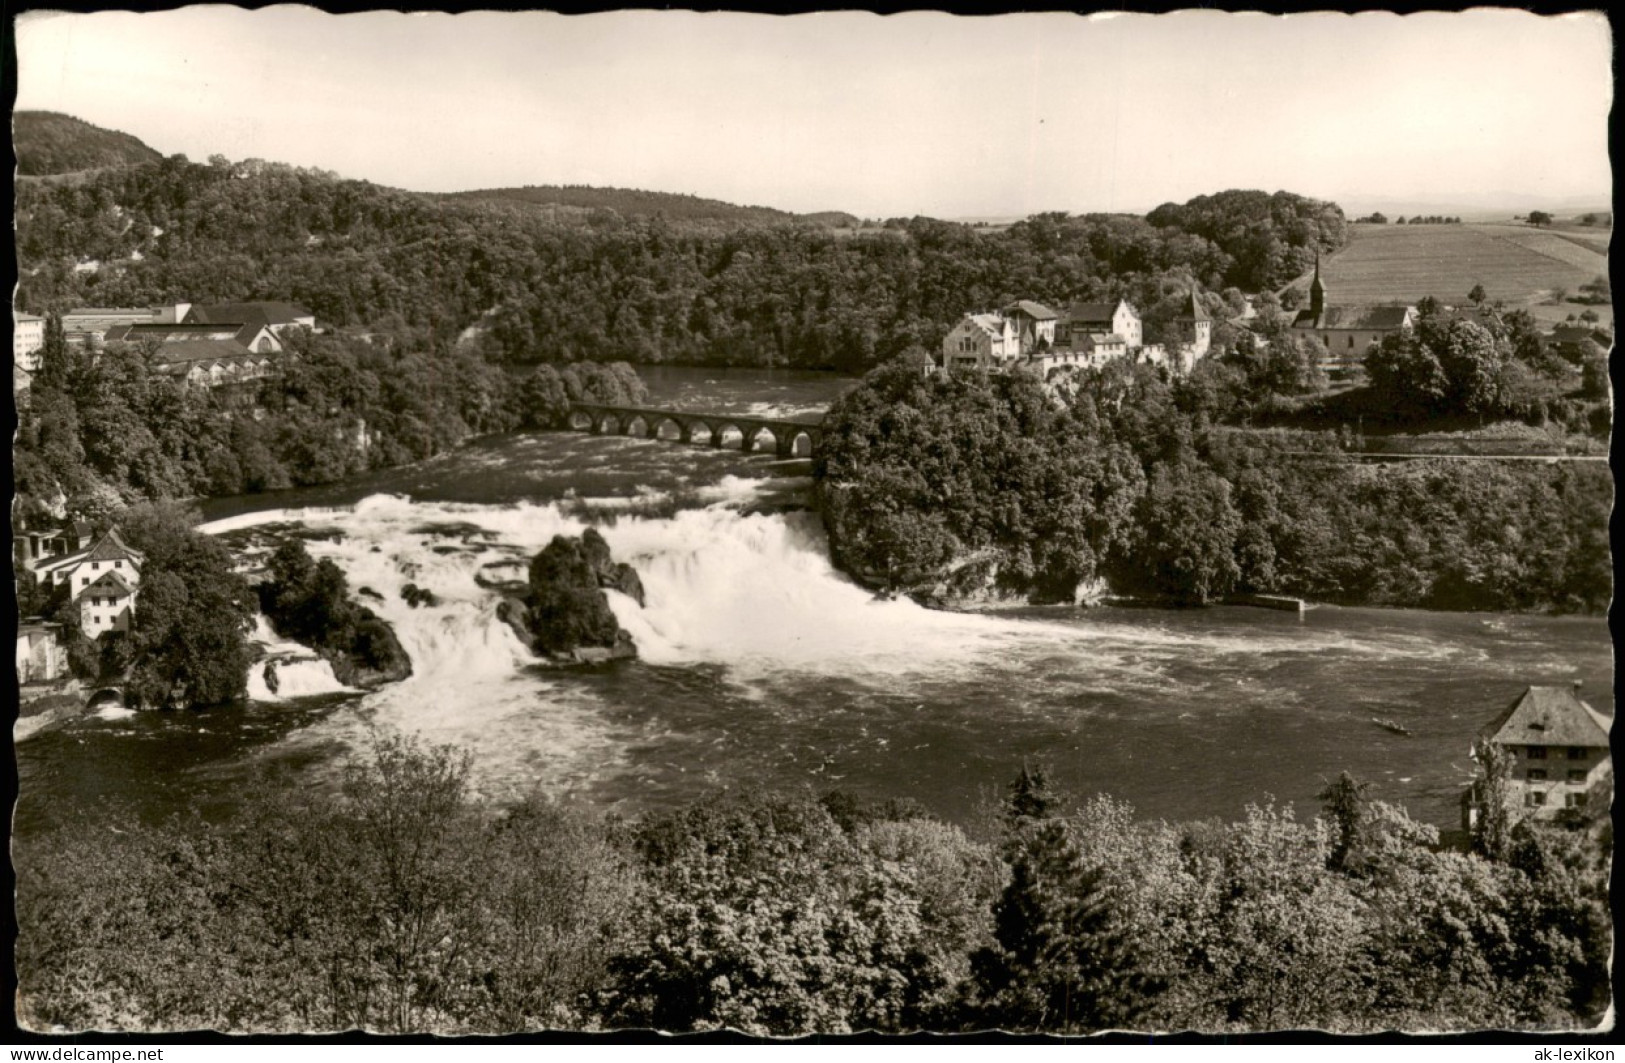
[{"x1": 1372, "y1": 717, "x2": 1411, "y2": 736}]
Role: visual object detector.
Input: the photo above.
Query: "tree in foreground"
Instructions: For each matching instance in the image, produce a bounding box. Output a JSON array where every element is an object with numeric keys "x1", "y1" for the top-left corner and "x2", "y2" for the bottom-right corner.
[{"x1": 970, "y1": 767, "x2": 1162, "y2": 1033}]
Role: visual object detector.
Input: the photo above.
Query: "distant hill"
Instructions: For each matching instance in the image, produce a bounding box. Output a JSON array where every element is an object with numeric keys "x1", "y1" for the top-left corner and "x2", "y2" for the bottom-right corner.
[
  {"x1": 438, "y1": 184, "x2": 857, "y2": 228},
  {"x1": 14, "y1": 111, "x2": 165, "y2": 175}
]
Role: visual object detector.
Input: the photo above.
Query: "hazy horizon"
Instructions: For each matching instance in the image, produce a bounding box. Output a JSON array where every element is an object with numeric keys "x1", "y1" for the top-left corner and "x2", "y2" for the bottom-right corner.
[{"x1": 15, "y1": 9, "x2": 1613, "y2": 219}]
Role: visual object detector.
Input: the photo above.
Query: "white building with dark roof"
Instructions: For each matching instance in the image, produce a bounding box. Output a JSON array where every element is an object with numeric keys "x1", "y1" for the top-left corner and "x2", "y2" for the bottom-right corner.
[
  {"x1": 1060, "y1": 299, "x2": 1142, "y2": 350},
  {"x1": 34, "y1": 528, "x2": 144, "y2": 599},
  {"x1": 79, "y1": 570, "x2": 139, "y2": 637},
  {"x1": 1462, "y1": 684, "x2": 1613, "y2": 828}
]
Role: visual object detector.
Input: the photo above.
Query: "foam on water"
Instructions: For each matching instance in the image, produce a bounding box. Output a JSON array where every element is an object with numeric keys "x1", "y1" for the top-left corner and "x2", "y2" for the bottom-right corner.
[{"x1": 211, "y1": 493, "x2": 1472, "y2": 739}]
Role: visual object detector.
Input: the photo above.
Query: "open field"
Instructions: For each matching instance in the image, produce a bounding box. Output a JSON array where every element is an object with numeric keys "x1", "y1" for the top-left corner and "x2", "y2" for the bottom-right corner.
[{"x1": 1285, "y1": 222, "x2": 1610, "y2": 328}]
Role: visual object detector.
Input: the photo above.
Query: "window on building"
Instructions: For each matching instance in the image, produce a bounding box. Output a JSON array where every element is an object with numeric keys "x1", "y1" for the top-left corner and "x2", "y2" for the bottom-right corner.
[
  {"x1": 1527, "y1": 791, "x2": 1547, "y2": 807},
  {"x1": 1567, "y1": 747, "x2": 1588, "y2": 759},
  {"x1": 1566, "y1": 793, "x2": 1588, "y2": 808},
  {"x1": 1527, "y1": 769, "x2": 1547, "y2": 781},
  {"x1": 1348, "y1": 336, "x2": 1355, "y2": 348},
  {"x1": 1526, "y1": 745, "x2": 1547, "y2": 759},
  {"x1": 115, "y1": 560, "x2": 123, "y2": 568},
  {"x1": 1568, "y1": 770, "x2": 1588, "y2": 783}
]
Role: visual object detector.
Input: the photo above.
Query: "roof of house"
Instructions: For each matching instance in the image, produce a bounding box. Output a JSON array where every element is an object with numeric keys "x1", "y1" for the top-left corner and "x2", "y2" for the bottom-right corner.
[
  {"x1": 38, "y1": 529, "x2": 144, "y2": 574},
  {"x1": 1293, "y1": 305, "x2": 1415, "y2": 330},
  {"x1": 1551, "y1": 324, "x2": 1603, "y2": 344},
  {"x1": 1176, "y1": 292, "x2": 1211, "y2": 322},
  {"x1": 15, "y1": 312, "x2": 43, "y2": 322},
  {"x1": 105, "y1": 323, "x2": 244, "y2": 344},
  {"x1": 966, "y1": 312, "x2": 1011, "y2": 337},
  {"x1": 1004, "y1": 300, "x2": 1058, "y2": 321},
  {"x1": 81, "y1": 570, "x2": 136, "y2": 599},
  {"x1": 1483, "y1": 685, "x2": 1612, "y2": 748},
  {"x1": 85, "y1": 529, "x2": 143, "y2": 565},
  {"x1": 1067, "y1": 300, "x2": 1131, "y2": 324},
  {"x1": 188, "y1": 302, "x2": 314, "y2": 327},
  {"x1": 64, "y1": 307, "x2": 154, "y2": 316},
  {"x1": 150, "y1": 339, "x2": 269, "y2": 364},
  {"x1": 1083, "y1": 332, "x2": 1127, "y2": 346}
]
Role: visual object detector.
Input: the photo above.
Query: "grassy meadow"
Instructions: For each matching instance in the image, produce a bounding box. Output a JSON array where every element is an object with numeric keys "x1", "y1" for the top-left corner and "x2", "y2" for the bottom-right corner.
[{"x1": 1286, "y1": 221, "x2": 1611, "y2": 328}]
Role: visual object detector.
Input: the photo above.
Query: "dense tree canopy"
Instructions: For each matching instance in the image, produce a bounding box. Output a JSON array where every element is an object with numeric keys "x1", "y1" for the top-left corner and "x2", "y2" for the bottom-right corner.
[
  {"x1": 15, "y1": 744, "x2": 1611, "y2": 1034},
  {"x1": 17, "y1": 156, "x2": 1347, "y2": 373},
  {"x1": 817, "y1": 356, "x2": 1610, "y2": 613},
  {"x1": 106, "y1": 504, "x2": 257, "y2": 708}
]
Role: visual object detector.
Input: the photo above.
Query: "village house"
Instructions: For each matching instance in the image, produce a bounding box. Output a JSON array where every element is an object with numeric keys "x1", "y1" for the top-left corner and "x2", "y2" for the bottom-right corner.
[
  {"x1": 943, "y1": 293, "x2": 1212, "y2": 377},
  {"x1": 1002, "y1": 300, "x2": 1059, "y2": 351},
  {"x1": 1290, "y1": 256, "x2": 1416, "y2": 368},
  {"x1": 16, "y1": 621, "x2": 67, "y2": 684},
  {"x1": 13, "y1": 520, "x2": 96, "y2": 574},
  {"x1": 78, "y1": 569, "x2": 140, "y2": 637},
  {"x1": 1059, "y1": 299, "x2": 1143, "y2": 350},
  {"x1": 942, "y1": 312, "x2": 1023, "y2": 373},
  {"x1": 1548, "y1": 323, "x2": 1611, "y2": 362},
  {"x1": 1461, "y1": 683, "x2": 1612, "y2": 830},
  {"x1": 34, "y1": 527, "x2": 144, "y2": 599},
  {"x1": 28, "y1": 528, "x2": 146, "y2": 642},
  {"x1": 14, "y1": 311, "x2": 46, "y2": 369}
]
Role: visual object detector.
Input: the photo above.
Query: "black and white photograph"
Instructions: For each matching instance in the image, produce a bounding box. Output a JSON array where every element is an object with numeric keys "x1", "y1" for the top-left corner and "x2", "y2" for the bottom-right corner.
[{"x1": 9, "y1": 6, "x2": 1615, "y2": 1040}]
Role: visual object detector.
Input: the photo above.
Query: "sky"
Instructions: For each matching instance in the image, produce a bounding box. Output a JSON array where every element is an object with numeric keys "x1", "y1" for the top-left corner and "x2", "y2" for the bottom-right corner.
[{"x1": 14, "y1": 7, "x2": 1614, "y2": 219}]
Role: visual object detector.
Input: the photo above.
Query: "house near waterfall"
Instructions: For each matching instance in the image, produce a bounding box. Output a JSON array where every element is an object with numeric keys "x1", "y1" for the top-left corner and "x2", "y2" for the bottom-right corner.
[
  {"x1": 1460, "y1": 683, "x2": 1612, "y2": 830},
  {"x1": 31, "y1": 528, "x2": 146, "y2": 638}
]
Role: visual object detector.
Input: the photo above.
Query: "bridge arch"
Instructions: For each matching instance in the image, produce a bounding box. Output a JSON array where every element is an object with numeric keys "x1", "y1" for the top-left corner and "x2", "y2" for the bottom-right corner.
[
  {"x1": 87, "y1": 687, "x2": 125, "y2": 709},
  {"x1": 653, "y1": 416, "x2": 685, "y2": 442},
  {"x1": 768, "y1": 427, "x2": 816, "y2": 459},
  {"x1": 567, "y1": 408, "x2": 595, "y2": 431},
  {"x1": 712, "y1": 422, "x2": 744, "y2": 450},
  {"x1": 626, "y1": 413, "x2": 653, "y2": 438},
  {"x1": 743, "y1": 424, "x2": 779, "y2": 455}
]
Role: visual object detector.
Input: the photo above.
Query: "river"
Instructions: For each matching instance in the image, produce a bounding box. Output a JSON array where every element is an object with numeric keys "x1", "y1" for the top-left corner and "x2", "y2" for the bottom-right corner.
[{"x1": 13, "y1": 367, "x2": 1613, "y2": 837}]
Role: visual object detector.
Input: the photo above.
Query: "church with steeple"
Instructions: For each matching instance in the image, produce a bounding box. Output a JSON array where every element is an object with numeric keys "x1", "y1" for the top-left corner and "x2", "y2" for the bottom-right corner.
[{"x1": 1290, "y1": 252, "x2": 1417, "y2": 368}]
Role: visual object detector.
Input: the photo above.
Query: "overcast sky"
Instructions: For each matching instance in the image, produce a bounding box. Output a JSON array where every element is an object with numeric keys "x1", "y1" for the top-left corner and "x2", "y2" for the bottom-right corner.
[{"x1": 15, "y1": 8, "x2": 1614, "y2": 218}]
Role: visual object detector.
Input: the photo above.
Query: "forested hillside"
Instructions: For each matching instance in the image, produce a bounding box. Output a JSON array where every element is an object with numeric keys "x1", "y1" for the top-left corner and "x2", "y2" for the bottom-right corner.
[
  {"x1": 438, "y1": 183, "x2": 859, "y2": 228},
  {"x1": 15, "y1": 150, "x2": 1347, "y2": 372},
  {"x1": 14, "y1": 110, "x2": 165, "y2": 175}
]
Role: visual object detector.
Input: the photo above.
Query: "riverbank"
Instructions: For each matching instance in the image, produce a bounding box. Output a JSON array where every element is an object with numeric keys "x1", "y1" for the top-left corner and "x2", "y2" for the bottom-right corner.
[{"x1": 15, "y1": 682, "x2": 92, "y2": 743}]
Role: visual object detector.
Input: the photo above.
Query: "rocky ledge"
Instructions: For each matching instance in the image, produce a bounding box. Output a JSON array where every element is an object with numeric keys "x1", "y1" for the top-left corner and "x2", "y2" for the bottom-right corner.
[
  {"x1": 497, "y1": 528, "x2": 645, "y2": 665},
  {"x1": 324, "y1": 608, "x2": 413, "y2": 688}
]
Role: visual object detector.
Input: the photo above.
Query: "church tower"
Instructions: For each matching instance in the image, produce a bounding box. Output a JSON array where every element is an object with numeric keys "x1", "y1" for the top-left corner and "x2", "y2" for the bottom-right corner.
[{"x1": 1309, "y1": 251, "x2": 1327, "y2": 318}]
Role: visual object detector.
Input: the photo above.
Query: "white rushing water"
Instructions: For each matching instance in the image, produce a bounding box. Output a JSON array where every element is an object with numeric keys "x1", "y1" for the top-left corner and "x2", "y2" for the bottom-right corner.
[
  {"x1": 199, "y1": 490, "x2": 1472, "y2": 802},
  {"x1": 245, "y1": 615, "x2": 352, "y2": 701}
]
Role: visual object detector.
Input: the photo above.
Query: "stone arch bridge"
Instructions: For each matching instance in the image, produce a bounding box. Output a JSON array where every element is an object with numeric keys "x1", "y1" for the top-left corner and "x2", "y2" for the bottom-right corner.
[{"x1": 568, "y1": 403, "x2": 825, "y2": 459}]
